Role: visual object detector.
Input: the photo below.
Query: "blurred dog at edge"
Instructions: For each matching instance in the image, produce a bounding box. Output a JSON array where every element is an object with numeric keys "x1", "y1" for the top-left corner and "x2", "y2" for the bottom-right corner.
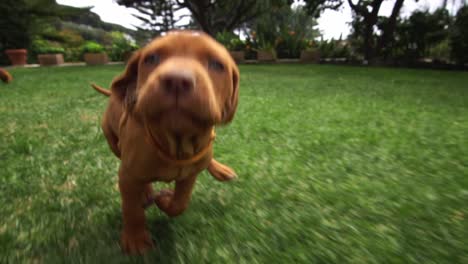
[
  {"x1": 91, "y1": 30, "x2": 240, "y2": 254},
  {"x1": 0, "y1": 68, "x2": 13, "y2": 83}
]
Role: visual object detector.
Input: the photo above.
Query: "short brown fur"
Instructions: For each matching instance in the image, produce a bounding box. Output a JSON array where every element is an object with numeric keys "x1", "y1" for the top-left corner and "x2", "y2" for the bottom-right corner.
[
  {"x1": 0, "y1": 68, "x2": 12, "y2": 83},
  {"x1": 92, "y1": 31, "x2": 240, "y2": 254}
]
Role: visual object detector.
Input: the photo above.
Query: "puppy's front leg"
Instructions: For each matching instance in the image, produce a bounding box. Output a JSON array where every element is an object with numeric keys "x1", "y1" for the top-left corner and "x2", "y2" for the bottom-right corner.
[
  {"x1": 207, "y1": 158, "x2": 237, "y2": 181},
  {"x1": 119, "y1": 174, "x2": 153, "y2": 254},
  {"x1": 155, "y1": 174, "x2": 197, "y2": 217}
]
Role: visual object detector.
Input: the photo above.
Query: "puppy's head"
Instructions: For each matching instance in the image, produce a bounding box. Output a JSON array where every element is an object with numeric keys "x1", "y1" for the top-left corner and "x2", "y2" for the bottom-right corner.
[{"x1": 110, "y1": 31, "x2": 239, "y2": 131}]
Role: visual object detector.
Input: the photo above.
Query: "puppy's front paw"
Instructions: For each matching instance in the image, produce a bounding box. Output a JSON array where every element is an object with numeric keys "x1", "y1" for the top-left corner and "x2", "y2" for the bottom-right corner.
[
  {"x1": 207, "y1": 159, "x2": 237, "y2": 181},
  {"x1": 121, "y1": 230, "x2": 153, "y2": 255}
]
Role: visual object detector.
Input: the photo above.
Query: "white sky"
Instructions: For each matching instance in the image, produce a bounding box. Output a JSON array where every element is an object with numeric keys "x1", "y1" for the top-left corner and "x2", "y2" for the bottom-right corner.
[{"x1": 57, "y1": 0, "x2": 463, "y2": 40}]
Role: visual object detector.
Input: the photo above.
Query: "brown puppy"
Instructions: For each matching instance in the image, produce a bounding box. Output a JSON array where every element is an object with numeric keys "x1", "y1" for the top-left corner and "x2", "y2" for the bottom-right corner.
[
  {"x1": 0, "y1": 68, "x2": 13, "y2": 83},
  {"x1": 92, "y1": 30, "x2": 239, "y2": 254}
]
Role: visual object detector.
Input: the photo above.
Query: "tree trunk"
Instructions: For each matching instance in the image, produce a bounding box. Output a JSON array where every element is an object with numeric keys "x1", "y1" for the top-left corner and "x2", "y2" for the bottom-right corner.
[
  {"x1": 348, "y1": 0, "x2": 384, "y2": 62},
  {"x1": 377, "y1": 0, "x2": 405, "y2": 59},
  {"x1": 363, "y1": 0, "x2": 384, "y2": 62},
  {"x1": 442, "y1": 0, "x2": 448, "y2": 8}
]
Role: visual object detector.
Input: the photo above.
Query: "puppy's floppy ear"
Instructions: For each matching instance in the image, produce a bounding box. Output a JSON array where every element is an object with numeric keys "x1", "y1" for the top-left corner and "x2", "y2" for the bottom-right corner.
[
  {"x1": 221, "y1": 65, "x2": 240, "y2": 124},
  {"x1": 110, "y1": 51, "x2": 141, "y2": 110}
]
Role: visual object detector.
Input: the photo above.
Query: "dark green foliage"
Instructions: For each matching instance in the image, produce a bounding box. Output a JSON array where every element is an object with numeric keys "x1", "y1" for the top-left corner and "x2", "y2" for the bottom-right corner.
[
  {"x1": 0, "y1": 0, "x2": 33, "y2": 64},
  {"x1": 1, "y1": 65, "x2": 468, "y2": 262},
  {"x1": 0, "y1": 0, "x2": 31, "y2": 49},
  {"x1": 388, "y1": 8, "x2": 452, "y2": 63},
  {"x1": 349, "y1": 4, "x2": 454, "y2": 64},
  {"x1": 402, "y1": 8, "x2": 451, "y2": 59},
  {"x1": 450, "y1": 6, "x2": 468, "y2": 65}
]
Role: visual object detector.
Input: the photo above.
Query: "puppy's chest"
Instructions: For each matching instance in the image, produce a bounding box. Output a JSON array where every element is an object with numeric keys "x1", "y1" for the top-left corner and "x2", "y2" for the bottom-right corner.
[
  {"x1": 153, "y1": 165, "x2": 200, "y2": 182},
  {"x1": 119, "y1": 118, "x2": 209, "y2": 182},
  {"x1": 125, "y1": 149, "x2": 207, "y2": 183}
]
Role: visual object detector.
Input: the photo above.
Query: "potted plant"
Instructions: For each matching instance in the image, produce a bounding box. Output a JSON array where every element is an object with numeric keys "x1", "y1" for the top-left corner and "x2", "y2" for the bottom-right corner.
[
  {"x1": 81, "y1": 41, "x2": 108, "y2": 65},
  {"x1": 300, "y1": 40, "x2": 320, "y2": 63},
  {"x1": 33, "y1": 40, "x2": 65, "y2": 66},
  {"x1": 38, "y1": 47, "x2": 65, "y2": 66},
  {"x1": 256, "y1": 42, "x2": 276, "y2": 62},
  {"x1": 5, "y1": 49, "x2": 28, "y2": 66}
]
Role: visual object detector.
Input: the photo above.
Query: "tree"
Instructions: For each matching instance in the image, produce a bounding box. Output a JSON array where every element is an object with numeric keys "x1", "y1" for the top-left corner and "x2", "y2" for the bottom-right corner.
[
  {"x1": 116, "y1": 0, "x2": 343, "y2": 36},
  {"x1": 302, "y1": 0, "x2": 343, "y2": 17},
  {"x1": 450, "y1": 6, "x2": 468, "y2": 65},
  {"x1": 376, "y1": 0, "x2": 406, "y2": 58},
  {"x1": 116, "y1": 0, "x2": 178, "y2": 34},
  {"x1": 117, "y1": 0, "x2": 269, "y2": 36},
  {"x1": 385, "y1": 7, "x2": 452, "y2": 63},
  {"x1": 405, "y1": 9, "x2": 451, "y2": 58},
  {"x1": 347, "y1": 0, "x2": 385, "y2": 62}
]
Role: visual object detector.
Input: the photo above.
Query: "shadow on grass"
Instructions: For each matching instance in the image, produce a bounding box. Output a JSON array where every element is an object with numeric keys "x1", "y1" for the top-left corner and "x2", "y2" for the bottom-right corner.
[{"x1": 148, "y1": 216, "x2": 176, "y2": 261}]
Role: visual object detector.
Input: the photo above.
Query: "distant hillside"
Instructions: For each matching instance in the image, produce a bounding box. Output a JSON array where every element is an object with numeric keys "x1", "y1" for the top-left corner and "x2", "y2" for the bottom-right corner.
[{"x1": 60, "y1": 4, "x2": 135, "y2": 36}]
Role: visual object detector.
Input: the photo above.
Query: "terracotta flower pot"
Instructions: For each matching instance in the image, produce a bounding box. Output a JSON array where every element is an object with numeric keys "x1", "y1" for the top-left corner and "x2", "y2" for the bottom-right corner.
[
  {"x1": 5, "y1": 49, "x2": 28, "y2": 66},
  {"x1": 229, "y1": 51, "x2": 245, "y2": 63},
  {"x1": 257, "y1": 50, "x2": 276, "y2": 62},
  {"x1": 38, "y1": 54, "x2": 64, "y2": 66},
  {"x1": 84, "y1": 53, "x2": 108, "y2": 65},
  {"x1": 300, "y1": 50, "x2": 321, "y2": 63}
]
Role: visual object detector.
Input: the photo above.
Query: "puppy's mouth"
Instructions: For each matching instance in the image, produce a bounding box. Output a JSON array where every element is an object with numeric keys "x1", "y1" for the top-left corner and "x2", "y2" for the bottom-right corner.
[{"x1": 158, "y1": 107, "x2": 215, "y2": 127}]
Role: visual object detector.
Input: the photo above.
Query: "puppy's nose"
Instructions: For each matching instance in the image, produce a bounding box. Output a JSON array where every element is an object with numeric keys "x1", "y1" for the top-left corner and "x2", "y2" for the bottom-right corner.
[{"x1": 160, "y1": 70, "x2": 195, "y2": 97}]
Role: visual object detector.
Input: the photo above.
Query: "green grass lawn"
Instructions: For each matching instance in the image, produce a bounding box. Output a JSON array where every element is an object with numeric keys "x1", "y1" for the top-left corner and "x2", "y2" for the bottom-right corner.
[{"x1": 1, "y1": 64, "x2": 467, "y2": 263}]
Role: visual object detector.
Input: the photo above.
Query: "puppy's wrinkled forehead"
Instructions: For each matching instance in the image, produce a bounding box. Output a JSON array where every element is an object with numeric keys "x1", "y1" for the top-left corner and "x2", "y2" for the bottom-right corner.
[{"x1": 141, "y1": 31, "x2": 229, "y2": 61}]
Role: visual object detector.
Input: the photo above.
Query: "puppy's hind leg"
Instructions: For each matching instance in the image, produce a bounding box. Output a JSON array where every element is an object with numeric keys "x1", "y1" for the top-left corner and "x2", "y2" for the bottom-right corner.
[{"x1": 207, "y1": 158, "x2": 237, "y2": 181}]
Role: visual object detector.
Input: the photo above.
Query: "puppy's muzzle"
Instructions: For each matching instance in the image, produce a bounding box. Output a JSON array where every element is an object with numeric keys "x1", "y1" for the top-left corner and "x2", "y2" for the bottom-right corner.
[{"x1": 160, "y1": 70, "x2": 195, "y2": 100}]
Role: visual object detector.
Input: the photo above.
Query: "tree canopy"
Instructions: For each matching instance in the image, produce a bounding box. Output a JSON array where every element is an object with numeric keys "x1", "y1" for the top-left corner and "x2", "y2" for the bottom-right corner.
[{"x1": 115, "y1": 0, "x2": 344, "y2": 36}]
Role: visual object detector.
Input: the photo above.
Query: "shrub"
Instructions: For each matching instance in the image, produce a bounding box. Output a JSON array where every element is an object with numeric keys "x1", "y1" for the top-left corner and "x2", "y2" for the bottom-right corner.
[
  {"x1": 32, "y1": 39, "x2": 65, "y2": 55},
  {"x1": 429, "y1": 39, "x2": 450, "y2": 63},
  {"x1": 244, "y1": 34, "x2": 258, "y2": 60},
  {"x1": 37, "y1": 46, "x2": 65, "y2": 54},
  {"x1": 33, "y1": 41, "x2": 64, "y2": 54},
  {"x1": 64, "y1": 47, "x2": 82, "y2": 62},
  {"x1": 215, "y1": 31, "x2": 245, "y2": 51},
  {"x1": 275, "y1": 31, "x2": 307, "y2": 59},
  {"x1": 81, "y1": 41, "x2": 105, "y2": 54},
  {"x1": 58, "y1": 29, "x2": 85, "y2": 47},
  {"x1": 303, "y1": 39, "x2": 318, "y2": 52},
  {"x1": 229, "y1": 38, "x2": 245, "y2": 51},
  {"x1": 318, "y1": 39, "x2": 350, "y2": 59},
  {"x1": 108, "y1": 31, "x2": 139, "y2": 61}
]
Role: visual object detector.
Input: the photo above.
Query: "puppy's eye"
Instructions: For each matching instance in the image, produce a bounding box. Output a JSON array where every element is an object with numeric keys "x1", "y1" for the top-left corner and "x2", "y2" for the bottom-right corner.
[
  {"x1": 208, "y1": 59, "x2": 224, "y2": 71},
  {"x1": 144, "y1": 54, "x2": 160, "y2": 65}
]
